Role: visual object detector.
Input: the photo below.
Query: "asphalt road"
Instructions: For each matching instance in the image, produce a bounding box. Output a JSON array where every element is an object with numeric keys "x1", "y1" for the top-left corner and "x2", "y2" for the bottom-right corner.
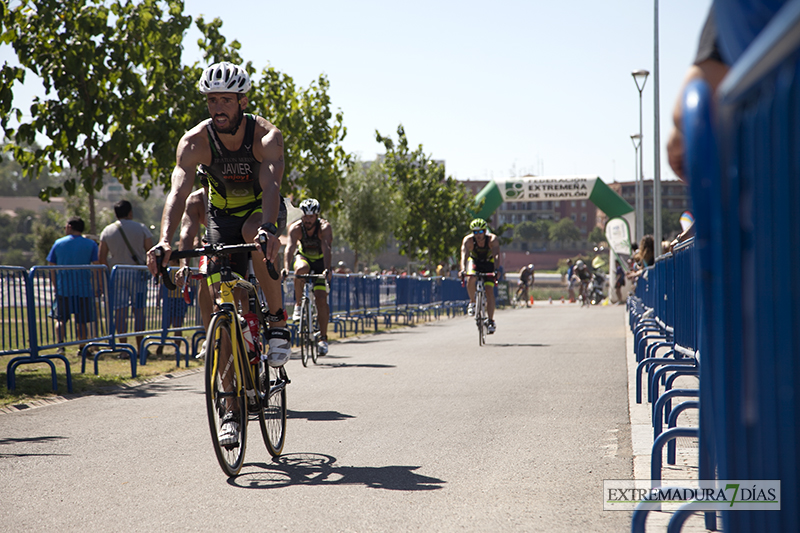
[{"x1": 1, "y1": 303, "x2": 632, "y2": 532}]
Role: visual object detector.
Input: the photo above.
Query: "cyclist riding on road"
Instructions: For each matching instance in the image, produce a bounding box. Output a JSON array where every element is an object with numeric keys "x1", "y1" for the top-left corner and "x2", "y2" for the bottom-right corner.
[
  {"x1": 573, "y1": 259, "x2": 592, "y2": 304},
  {"x1": 460, "y1": 218, "x2": 501, "y2": 334},
  {"x1": 283, "y1": 198, "x2": 333, "y2": 355},
  {"x1": 147, "y1": 61, "x2": 290, "y2": 447},
  {"x1": 517, "y1": 263, "x2": 534, "y2": 307}
]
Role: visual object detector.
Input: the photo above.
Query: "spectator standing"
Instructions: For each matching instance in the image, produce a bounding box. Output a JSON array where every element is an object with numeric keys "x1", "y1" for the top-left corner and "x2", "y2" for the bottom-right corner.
[
  {"x1": 566, "y1": 258, "x2": 576, "y2": 303},
  {"x1": 46, "y1": 216, "x2": 100, "y2": 354},
  {"x1": 99, "y1": 200, "x2": 153, "y2": 350},
  {"x1": 614, "y1": 262, "x2": 625, "y2": 304}
]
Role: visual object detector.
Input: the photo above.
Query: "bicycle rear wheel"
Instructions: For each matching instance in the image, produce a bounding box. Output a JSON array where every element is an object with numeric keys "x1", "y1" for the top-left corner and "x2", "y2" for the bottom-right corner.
[
  {"x1": 300, "y1": 299, "x2": 310, "y2": 367},
  {"x1": 205, "y1": 313, "x2": 248, "y2": 476},
  {"x1": 476, "y1": 289, "x2": 485, "y2": 346},
  {"x1": 259, "y1": 363, "x2": 287, "y2": 457},
  {"x1": 309, "y1": 301, "x2": 319, "y2": 365}
]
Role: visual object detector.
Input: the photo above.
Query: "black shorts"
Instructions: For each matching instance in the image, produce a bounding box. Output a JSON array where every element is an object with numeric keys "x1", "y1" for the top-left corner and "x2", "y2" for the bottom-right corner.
[
  {"x1": 206, "y1": 209, "x2": 251, "y2": 278},
  {"x1": 294, "y1": 255, "x2": 327, "y2": 291},
  {"x1": 206, "y1": 199, "x2": 288, "y2": 279}
]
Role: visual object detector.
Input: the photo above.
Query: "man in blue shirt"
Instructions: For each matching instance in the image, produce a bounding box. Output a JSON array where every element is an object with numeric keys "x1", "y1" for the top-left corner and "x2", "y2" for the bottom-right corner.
[{"x1": 46, "y1": 216, "x2": 100, "y2": 352}]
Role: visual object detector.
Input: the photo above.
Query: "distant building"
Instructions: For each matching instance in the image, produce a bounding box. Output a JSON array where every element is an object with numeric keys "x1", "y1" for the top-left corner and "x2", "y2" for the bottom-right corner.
[{"x1": 599, "y1": 179, "x2": 691, "y2": 229}]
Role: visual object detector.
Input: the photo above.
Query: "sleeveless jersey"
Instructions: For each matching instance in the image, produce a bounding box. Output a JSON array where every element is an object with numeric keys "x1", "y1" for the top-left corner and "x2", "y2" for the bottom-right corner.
[
  {"x1": 470, "y1": 235, "x2": 493, "y2": 263},
  {"x1": 204, "y1": 114, "x2": 262, "y2": 217},
  {"x1": 298, "y1": 220, "x2": 324, "y2": 261}
]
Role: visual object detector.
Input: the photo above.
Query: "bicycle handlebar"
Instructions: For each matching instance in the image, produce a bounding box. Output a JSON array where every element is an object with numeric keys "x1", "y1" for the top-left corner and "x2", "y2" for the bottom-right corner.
[
  {"x1": 293, "y1": 270, "x2": 329, "y2": 280},
  {"x1": 154, "y1": 243, "x2": 279, "y2": 290}
]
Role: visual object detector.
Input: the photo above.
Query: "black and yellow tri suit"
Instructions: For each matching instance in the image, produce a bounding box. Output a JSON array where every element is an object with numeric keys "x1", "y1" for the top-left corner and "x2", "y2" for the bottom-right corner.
[
  {"x1": 294, "y1": 219, "x2": 327, "y2": 291},
  {"x1": 467, "y1": 235, "x2": 496, "y2": 286},
  {"x1": 203, "y1": 114, "x2": 286, "y2": 279}
]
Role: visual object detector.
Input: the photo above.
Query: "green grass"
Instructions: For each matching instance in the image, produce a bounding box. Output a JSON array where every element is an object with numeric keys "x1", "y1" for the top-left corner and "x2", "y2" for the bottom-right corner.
[{"x1": 1, "y1": 343, "x2": 203, "y2": 409}]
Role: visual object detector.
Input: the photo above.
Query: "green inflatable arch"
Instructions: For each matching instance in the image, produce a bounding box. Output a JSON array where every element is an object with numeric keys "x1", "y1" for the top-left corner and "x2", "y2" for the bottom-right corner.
[{"x1": 473, "y1": 175, "x2": 634, "y2": 229}]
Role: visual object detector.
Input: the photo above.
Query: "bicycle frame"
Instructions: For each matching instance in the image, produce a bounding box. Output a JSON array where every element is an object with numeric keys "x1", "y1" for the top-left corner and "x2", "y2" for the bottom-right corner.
[
  {"x1": 157, "y1": 243, "x2": 288, "y2": 475},
  {"x1": 294, "y1": 272, "x2": 326, "y2": 366},
  {"x1": 473, "y1": 272, "x2": 494, "y2": 346}
]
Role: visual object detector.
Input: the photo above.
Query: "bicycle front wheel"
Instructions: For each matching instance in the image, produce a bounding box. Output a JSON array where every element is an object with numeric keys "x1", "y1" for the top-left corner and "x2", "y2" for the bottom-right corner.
[
  {"x1": 205, "y1": 313, "x2": 248, "y2": 477},
  {"x1": 259, "y1": 363, "x2": 287, "y2": 457},
  {"x1": 476, "y1": 289, "x2": 485, "y2": 346},
  {"x1": 300, "y1": 300, "x2": 310, "y2": 367},
  {"x1": 309, "y1": 301, "x2": 319, "y2": 365}
]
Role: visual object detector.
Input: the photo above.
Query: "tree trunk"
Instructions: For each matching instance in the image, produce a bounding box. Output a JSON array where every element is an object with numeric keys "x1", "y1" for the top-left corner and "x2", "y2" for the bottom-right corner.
[{"x1": 88, "y1": 182, "x2": 96, "y2": 236}]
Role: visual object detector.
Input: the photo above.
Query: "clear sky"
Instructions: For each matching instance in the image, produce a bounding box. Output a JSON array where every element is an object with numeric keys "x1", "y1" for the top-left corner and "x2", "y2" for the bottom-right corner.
[{"x1": 1, "y1": 0, "x2": 713, "y2": 184}]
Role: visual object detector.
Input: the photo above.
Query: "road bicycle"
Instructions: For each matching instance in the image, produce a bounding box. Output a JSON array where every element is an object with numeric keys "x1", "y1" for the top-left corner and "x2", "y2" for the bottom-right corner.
[
  {"x1": 512, "y1": 281, "x2": 530, "y2": 308},
  {"x1": 292, "y1": 272, "x2": 327, "y2": 367},
  {"x1": 157, "y1": 242, "x2": 288, "y2": 476},
  {"x1": 473, "y1": 272, "x2": 494, "y2": 346}
]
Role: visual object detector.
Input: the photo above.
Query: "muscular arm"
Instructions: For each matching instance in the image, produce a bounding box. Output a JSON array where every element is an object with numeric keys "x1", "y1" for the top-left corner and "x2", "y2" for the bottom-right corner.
[
  {"x1": 460, "y1": 236, "x2": 472, "y2": 272},
  {"x1": 283, "y1": 223, "x2": 300, "y2": 272},
  {"x1": 98, "y1": 240, "x2": 110, "y2": 267},
  {"x1": 320, "y1": 220, "x2": 333, "y2": 274},
  {"x1": 254, "y1": 119, "x2": 285, "y2": 262},
  {"x1": 178, "y1": 190, "x2": 206, "y2": 256},
  {"x1": 491, "y1": 235, "x2": 501, "y2": 266},
  {"x1": 148, "y1": 129, "x2": 207, "y2": 274}
]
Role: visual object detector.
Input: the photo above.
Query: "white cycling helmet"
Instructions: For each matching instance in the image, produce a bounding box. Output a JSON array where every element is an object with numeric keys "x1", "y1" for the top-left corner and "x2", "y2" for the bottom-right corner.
[
  {"x1": 299, "y1": 198, "x2": 321, "y2": 215},
  {"x1": 198, "y1": 62, "x2": 251, "y2": 94}
]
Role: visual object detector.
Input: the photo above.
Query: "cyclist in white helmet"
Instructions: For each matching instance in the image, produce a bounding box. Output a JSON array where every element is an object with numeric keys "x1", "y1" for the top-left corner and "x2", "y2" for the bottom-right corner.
[
  {"x1": 147, "y1": 62, "x2": 289, "y2": 447},
  {"x1": 283, "y1": 198, "x2": 333, "y2": 355}
]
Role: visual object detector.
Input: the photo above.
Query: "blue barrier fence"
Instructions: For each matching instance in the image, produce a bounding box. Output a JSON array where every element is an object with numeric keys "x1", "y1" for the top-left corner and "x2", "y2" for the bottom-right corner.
[
  {"x1": 3, "y1": 266, "x2": 471, "y2": 393},
  {"x1": 631, "y1": 2, "x2": 800, "y2": 530},
  {"x1": 283, "y1": 273, "x2": 469, "y2": 338}
]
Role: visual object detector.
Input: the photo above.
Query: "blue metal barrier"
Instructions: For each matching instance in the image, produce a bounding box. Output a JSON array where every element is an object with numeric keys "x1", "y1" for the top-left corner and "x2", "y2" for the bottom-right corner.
[
  {"x1": 645, "y1": 2, "x2": 800, "y2": 531},
  {"x1": 2, "y1": 266, "x2": 74, "y2": 392}
]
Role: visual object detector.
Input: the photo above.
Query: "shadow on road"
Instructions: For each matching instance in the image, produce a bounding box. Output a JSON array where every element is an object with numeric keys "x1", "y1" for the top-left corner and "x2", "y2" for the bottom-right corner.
[
  {"x1": 230, "y1": 453, "x2": 445, "y2": 491},
  {"x1": 487, "y1": 343, "x2": 549, "y2": 348},
  {"x1": 0, "y1": 435, "x2": 70, "y2": 458},
  {"x1": 288, "y1": 409, "x2": 355, "y2": 422}
]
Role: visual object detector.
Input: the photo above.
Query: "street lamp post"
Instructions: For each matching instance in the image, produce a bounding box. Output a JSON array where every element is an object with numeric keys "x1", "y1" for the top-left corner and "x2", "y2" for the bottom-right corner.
[
  {"x1": 653, "y1": 0, "x2": 662, "y2": 255},
  {"x1": 632, "y1": 69, "x2": 649, "y2": 243},
  {"x1": 630, "y1": 134, "x2": 642, "y2": 243}
]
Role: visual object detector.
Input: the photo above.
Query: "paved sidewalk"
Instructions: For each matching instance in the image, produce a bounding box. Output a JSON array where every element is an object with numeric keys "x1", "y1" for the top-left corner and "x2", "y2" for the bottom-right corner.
[{"x1": 625, "y1": 315, "x2": 721, "y2": 532}]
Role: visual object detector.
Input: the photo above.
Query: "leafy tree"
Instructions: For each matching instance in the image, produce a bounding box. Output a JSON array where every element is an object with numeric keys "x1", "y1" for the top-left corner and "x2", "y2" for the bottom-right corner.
[
  {"x1": 332, "y1": 159, "x2": 399, "y2": 271},
  {"x1": 549, "y1": 217, "x2": 582, "y2": 243},
  {"x1": 0, "y1": 0, "x2": 193, "y2": 233},
  {"x1": 493, "y1": 222, "x2": 515, "y2": 247},
  {"x1": 514, "y1": 220, "x2": 538, "y2": 243},
  {"x1": 0, "y1": 145, "x2": 54, "y2": 195},
  {"x1": 33, "y1": 208, "x2": 63, "y2": 264},
  {"x1": 587, "y1": 226, "x2": 606, "y2": 245},
  {"x1": 376, "y1": 125, "x2": 473, "y2": 268},
  {"x1": 252, "y1": 69, "x2": 348, "y2": 211}
]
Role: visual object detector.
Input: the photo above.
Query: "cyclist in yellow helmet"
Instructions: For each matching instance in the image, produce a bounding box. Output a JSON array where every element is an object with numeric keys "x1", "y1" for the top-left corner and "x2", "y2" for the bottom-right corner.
[{"x1": 460, "y1": 218, "x2": 501, "y2": 333}]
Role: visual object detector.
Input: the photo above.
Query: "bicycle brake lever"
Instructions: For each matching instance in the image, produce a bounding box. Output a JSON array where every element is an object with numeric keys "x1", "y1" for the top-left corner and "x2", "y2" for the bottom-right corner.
[
  {"x1": 155, "y1": 247, "x2": 177, "y2": 291},
  {"x1": 257, "y1": 233, "x2": 280, "y2": 280},
  {"x1": 266, "y1": 260, "x2": 279, "y2": 280}
]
